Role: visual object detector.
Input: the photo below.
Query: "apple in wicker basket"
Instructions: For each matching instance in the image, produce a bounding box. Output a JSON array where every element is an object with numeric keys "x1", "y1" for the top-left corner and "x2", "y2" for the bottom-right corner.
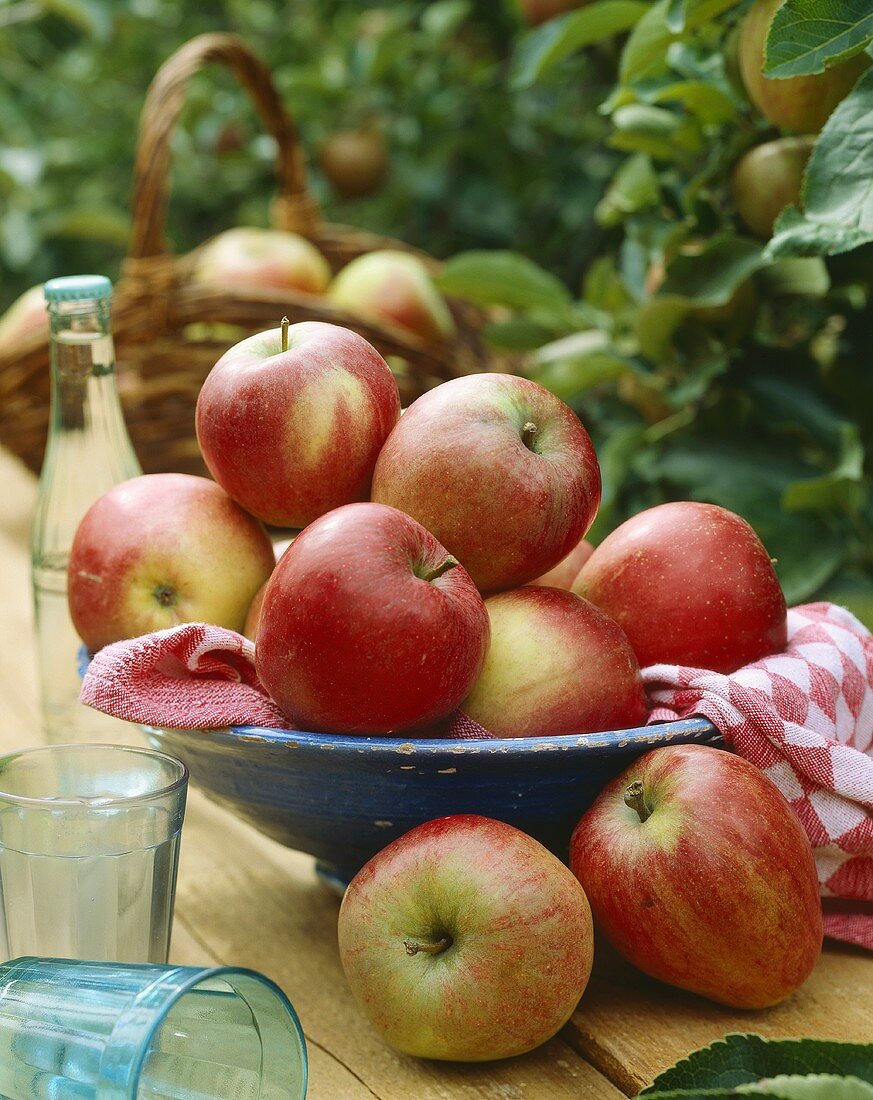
[
  {"x1": 68, "y1": 474, "x2": 275, "y2": 650},
  {"x1": 193, "y1": 227, "x2": 332, "y2": 295},
  {"x1": 462, "y1": 587, "x2": 647, "y2": 738},
  {"x1": 571, "y1": 744, "x2": 823, "y2": 1008},
  {"x1": 338, "y1": 815, "x2": 594, "y2": 1061},
  {"x1": 256, "y1": 502, "x2": 490, "y2": 735},
  {"x1": 574, "y1": 501, "x2": 787, "y2": 673},
  {"x1": 372, "y1": 374, "x2": 601, "y2": 593},
  {"x1": 327, "y1": 250, "x2": 456, "y2": 343},
  {"x1": 196, "y1": 321, "x2": 401, "y2": 528}
]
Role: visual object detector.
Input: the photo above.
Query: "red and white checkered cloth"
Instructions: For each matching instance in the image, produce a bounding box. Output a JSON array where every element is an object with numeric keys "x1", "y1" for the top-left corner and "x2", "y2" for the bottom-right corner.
[{"x1": 81, "y1": 602, "x2": 873, "y2": 948}]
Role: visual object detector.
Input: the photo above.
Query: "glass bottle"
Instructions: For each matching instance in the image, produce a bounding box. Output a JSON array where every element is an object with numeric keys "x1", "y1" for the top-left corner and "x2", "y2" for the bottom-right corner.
[{"x1": 31, "y1": 275, "x2": 143, "y2": 744}]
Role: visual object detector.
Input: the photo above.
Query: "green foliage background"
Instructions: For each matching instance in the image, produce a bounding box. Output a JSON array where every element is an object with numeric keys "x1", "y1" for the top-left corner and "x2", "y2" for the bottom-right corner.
[{"x1": 1, "y1": 0, "x2": 871, "y2": 619}]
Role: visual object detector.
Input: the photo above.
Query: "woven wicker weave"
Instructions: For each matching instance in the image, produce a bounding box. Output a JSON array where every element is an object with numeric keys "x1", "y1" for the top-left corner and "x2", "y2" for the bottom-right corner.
[{"x1": 0, "y1": 34, "x2": 504, "y2": 477}]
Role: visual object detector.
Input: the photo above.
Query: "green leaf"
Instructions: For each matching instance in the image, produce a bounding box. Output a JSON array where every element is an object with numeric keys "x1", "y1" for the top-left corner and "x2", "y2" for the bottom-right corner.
[
  {"x1": 435, "y1": 251, "x2": 572, "y2": 311},
  {"x1": 595, "y1": 152, "x2": 660, "y2": 227},
  {"x1": 758, "y1": 257, "x2": 830, "y2": 296},
  {"x1": 660, "y1": 236, "x2": 764, "y2": 305},
  {"x1": 783, "y1": 422, "x2": 866, "y2": 514},
  {"x1": 767, "y1": 69, "x2": 873, "y2": 259},
  {"x1": 647, "y1": 79, "x2": 738, "y2": 125},
  {"x1": 739, "y1": 1074, "x2": 873, "y2": 1099},
  {"x1": 665, "y1": 0, "x2": 687, "y2": 33},
  {"x1": 642, "y1": 1034, "x2": 873, "y2": 1095},
  {"x1": 764, "y1": 0, "x2": 873, "y2": 78},
  {"x1": 421, "y1": 0, "x2": 470, "y2": 38},
  {"x1": 512, "y1": 0, "x2": 647, "y2": 88},
  {"x1": 482, "y1": 317, "x2": 562, "y2": 350},
  {"x1": 39, "y1": 0, "x2": 112, "y2": 40},
  {"x1": 620, "y1": 0, "x2": 743, "y2": 83}
]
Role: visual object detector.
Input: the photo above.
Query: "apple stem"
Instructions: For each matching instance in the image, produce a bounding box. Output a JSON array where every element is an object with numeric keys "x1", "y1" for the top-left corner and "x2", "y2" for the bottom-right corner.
[
  {"x1": 404, "y1": 936, "x2": 451, "y2": 957},
  {"x1": 625, "y1": 780, "x2": 652, "y2": 823},
  {"x1": 281, "y1": 315, "x2": 290, "y2": 352},
  {"x1": 521, "y1": 421, "x2": 539, "y2": 450},
  {"x1": 420, "y1": 556, "x2": 459, "y2": 583}
]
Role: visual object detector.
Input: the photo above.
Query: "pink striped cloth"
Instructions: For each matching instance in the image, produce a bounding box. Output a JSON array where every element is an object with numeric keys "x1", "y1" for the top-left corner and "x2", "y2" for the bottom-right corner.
[{"x1": 81, "y1": 602, "x2": 873, "y2": 948}]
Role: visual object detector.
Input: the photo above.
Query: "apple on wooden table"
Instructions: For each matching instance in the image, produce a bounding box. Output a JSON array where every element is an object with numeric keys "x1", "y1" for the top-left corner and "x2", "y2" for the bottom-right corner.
[
  {"x1": 574, "y1": 501, "x2": 787, "y2": 672},
  {"x1": 193, "y1": 227, "x2": 331, "y2": 295},
  {"x1": 68, "y1": 473, "x2": 275, "y2": 649},
  {"x1": 328, "y1": 250, "x2": 456, "y2": 343},
  {"x1": 571, "y1": 744, "x2": 823, "y2": 1008},
  {"x1": 196, "y1": 320, "x2": 401, "y2": 528},
  {"x1": 338, "y1": 814, "x2": 594, "y2": 1061},
  {"x1": 462, "y1": 586, "x2": 647, "y2": 737},
  {"x1": 372, "y1": 373, "x2": 601, "y2": 593},
  {"x1": 255, "y1": 502, "x2": 490, "y2": 735}
]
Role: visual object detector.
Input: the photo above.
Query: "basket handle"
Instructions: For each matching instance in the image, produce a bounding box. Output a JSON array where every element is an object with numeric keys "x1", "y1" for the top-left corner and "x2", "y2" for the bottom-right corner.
[{"x1": 128, "y1": 33, "x2": 318, "y2": 261}]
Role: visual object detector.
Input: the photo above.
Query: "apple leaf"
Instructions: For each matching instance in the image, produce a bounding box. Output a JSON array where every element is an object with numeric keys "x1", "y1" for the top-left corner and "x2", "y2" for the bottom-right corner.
[
  {"x1": 660, "y1": 236, "x2": 764, "y2": 305},
  {"x1": 764, "y1": 0, "x2": 873, "y2": 78},
  {"x1": 767, "y1": 68, "x2": 873, "y2": 258},
  {"x1": 620, "y1": 0, "x2": 743, "y2": 83},
  {"x1": 640, "y1": 1034, "x2": 873, "y2": 1096},
  {"x1": 595, "y1": 152, "x2": 661, "y2": 226},
  {"x1": 435, "y1": 251, "x2": 573, "y2": 311},
  {"x1": 512, "y1": 0, "x2": 647, "y2": 88}
]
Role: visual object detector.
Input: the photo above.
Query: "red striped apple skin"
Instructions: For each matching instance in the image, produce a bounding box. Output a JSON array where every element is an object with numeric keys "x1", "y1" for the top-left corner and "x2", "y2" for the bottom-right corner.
[
  {"x1": 372, "y1": 374, "x2": 601, "y2": 593},
  {"x1": 575, "y1": 501, "x2": 787, "y2": 673},
  {"x1": 196, "y1": 322, "x2": 401, "y2": 528},
  {"x1": 571, "y1": 745, "x2": 823, "y2": 1009},
  {"x1": 461, "y1": 586, "x2": 647, "y2": 738},
  {"x1": 339, "y1": 815, "x2": 594, "y2": 1061},
  {"x1": 255, "y1": 503, "x2": 490, "y2": 735},
  {"x1": 68, "y1": 474, "x2": 275, "y2": 650}
]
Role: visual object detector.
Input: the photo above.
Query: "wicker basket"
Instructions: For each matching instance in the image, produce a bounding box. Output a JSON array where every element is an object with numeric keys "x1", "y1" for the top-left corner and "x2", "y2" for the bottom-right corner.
[{"x1": 0, "y1": 33, "x2": 505, "y2": 478}]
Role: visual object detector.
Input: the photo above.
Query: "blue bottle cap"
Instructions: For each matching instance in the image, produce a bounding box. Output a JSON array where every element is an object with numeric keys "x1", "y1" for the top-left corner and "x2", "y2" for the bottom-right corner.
[{"x1": 44, "y1": 275, "x2": 112, "y2": 303}]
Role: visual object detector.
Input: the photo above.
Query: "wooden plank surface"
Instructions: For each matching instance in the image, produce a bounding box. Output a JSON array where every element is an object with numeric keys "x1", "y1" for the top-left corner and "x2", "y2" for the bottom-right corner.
[{"x1": 0, "y1": 445, "x2": 869, "y2": 1098}]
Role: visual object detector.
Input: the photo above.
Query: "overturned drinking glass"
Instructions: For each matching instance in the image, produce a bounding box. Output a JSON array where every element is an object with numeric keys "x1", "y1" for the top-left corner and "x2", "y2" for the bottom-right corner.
[
  {"x1": 0, "y1": 744, "x2": 188, "y2": 964},
  {"x1": 0, "y1": 957, "x2": 308, "y2": 1099}
]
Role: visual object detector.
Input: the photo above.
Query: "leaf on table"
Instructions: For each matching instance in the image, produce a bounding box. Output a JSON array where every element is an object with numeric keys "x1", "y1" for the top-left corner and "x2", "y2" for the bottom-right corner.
[
  {"x1": 767, "y1": 69, "x2": 873, "y2": 259},
  {"x1": 512, "y1": 0, "x2": 647, "y2": 87},
  {"x1": 738, "y1": 1073, "x2": 873, "y2": 1099},
  {"x1": 640, "y1": 1033, "x2": 873, "y2": 1095},
  {"x1": 764, "y1": 0, "x2": 873, "y2": 77},
  {"x1": 435, "y1": 250, "x2": 572, "y2": 312}
]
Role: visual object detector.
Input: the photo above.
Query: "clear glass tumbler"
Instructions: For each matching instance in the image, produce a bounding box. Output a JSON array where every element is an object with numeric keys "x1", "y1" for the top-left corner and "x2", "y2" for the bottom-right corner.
[
  {"x1": 0, "y1": 957, "x2": 308, "y2": 1099},
  {"x1": 0, "y1": 744, "x2": 188, "y2": 964}
]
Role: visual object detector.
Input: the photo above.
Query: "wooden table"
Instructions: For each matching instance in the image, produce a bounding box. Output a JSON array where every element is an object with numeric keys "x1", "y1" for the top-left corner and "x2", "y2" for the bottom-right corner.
[{"x1": 0, "y1": 445, "x2": 870, "y2": 1098}]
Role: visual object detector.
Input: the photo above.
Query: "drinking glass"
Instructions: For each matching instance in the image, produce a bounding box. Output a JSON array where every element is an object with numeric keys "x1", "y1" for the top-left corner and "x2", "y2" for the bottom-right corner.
[
  {"x1": 0, "y1": 744, "x2": 188, "y2": 964},
  {"x1": 0, "y1": 957, "x2": 308, "y2": 1099}
]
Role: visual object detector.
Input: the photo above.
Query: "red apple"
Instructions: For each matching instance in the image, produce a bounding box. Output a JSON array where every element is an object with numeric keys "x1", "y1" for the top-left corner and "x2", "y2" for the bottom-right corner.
[
  {"x1": 319, "y1": 129, "x2": 388, "y2": 199},
  {"x1": 574, "y1": 502, "x2": 787, "y2": 672},
  {"x1": 255, "y1": 502, "x2": 490, "y2": 734},
  {"x1": 327, "y1": 250, "x2": 456, "y2": 343},
  {"x1": 196, "y1": 321, "x2": 401, "y2": 528},
  {"x1": 570, "y1": 744, "x2": 823, "y2": 1008},
  {"x1": 0, "y1": 285, "x2": 48, "y2": 352},
  {"x1": 738, "y1": 0, "x2": 869, "y2": 133},
  {"x1": 372, "y1": 374, "x2": 601, "y2": 593},
  {"x1": 518, "y1": 0, "x2": 587, "y2": 24},
  {"x1": 731, "y1": 136, "x2": 815, "y2": 238},
  {"x1": 461, "y1": 587, "x2": 647, "y2": 737},
  {"x1": 339, "y1": 814, "x2": 594, "y2": 1060},
  {"x1": 193, "y1": 227, "x2": 331, "y2": 295},
  {"x1": 530, "y1": 536, "x2": 593, "y2": 589},
  {"x1": 68, "y1": 474, "x2": 275, "y2": 650}
]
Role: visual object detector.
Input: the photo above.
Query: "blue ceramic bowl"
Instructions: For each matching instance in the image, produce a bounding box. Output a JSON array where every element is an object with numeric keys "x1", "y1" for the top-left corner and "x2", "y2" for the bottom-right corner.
[{"x1": 143, "y1": 719, "x2": 721, "y2": 886}]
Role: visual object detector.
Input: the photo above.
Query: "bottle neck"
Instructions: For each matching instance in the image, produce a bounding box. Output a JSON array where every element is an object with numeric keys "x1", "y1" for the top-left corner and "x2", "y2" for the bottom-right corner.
[{"x1": 49, "y1": 299, "x2": 116, "y2": 431}]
